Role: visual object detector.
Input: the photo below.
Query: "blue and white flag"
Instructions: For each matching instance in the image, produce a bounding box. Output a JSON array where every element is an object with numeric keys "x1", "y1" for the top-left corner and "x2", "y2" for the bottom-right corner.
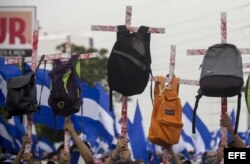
[
  {"x1": 36, "y1": 137, "x2": 56, "y2": 158},
  {"x1": 173, "y1": 131, "x2": 192, "y2": 160},
  {"x1": 210, "y1": 129, "x2": 220, "y2": 150},
  {"x1": 230, "y1": 109, "x2": 235, "y2": 128},
  {"x1": 0, "y1": 60, "x2": 118, "y2": 153},
  {"x1": 245, "y1": 128, "x2": 250, "y2": 147},
  {"x1": 0, "y1": 117, "x2": 17, "y2": 153},
  {"x1": 182, "y1": 102, "x2": 212, "y2": 157},
  {"x1": 146, "y1": 140, "x2": 160, "y2": 164},
  {"x1": 70, "y1": 82, "x2": 117, "y2": 150},
  {"x1": 127, "y1": 101, "x2": 149, "y2": 163}
]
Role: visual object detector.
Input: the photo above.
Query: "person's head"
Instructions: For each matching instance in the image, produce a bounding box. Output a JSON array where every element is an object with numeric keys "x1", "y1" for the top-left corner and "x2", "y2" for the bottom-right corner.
[
  {"x1": 206, "y1": 150, "x2": 216, "y2": 164},
  {"x1": 56, "y1": 144, "x2": 65, "y2": 160},
  {"x1": 45, "y1": 151, "x2": 58, "y2": 162}
]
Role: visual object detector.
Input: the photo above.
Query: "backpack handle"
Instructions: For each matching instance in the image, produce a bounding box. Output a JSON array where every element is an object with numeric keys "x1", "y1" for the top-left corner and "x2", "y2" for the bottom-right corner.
[
  {"x1": 117, "y1": 25, "x2": 129, "y2": 32},
  {"x1": 154, "y1": 76, "x2": 166, "y2": 98},
  {"x1": 137, "y1": 26, "x2": 149, "y2": 36}
]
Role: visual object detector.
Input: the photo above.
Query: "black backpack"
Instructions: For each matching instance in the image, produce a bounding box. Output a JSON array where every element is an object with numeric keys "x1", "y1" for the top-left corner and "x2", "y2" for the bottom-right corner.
[
  {"x1": 107, "y1": 25, "x2": 152, "y2": 98},
  {"x1": 48, "y1": 55, "x2": 82, "y2": 116},
  {"x1": 5, "y1": 55, "x2": 45, "y2": 118},
  {"x1": 193, "y1": 43, "x2": 243, "y2": 134}
]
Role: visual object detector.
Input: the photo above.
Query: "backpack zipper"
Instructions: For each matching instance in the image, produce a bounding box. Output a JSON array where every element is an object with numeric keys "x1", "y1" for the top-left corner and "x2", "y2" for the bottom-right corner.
[{"x1": 113, "y1": 49, "x2": 146, "y2": 70}]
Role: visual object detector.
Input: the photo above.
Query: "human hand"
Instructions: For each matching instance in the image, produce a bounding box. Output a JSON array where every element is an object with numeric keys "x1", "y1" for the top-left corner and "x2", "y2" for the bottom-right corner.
[
  {"x1": 58, "y1": 150, "x2": 71, "y2": 164},
  {"x1": 64, "y1": 119, "x2": 75, "y2": 134},
  {"x1": 23, "y1": 152, "x2": 33, "y2": 163},
  {"x1": 22, "y1": 133, "x2": 32, "y2": 146},
  {"x1": 214, "y1": 141, "x2": 225, "y2": 164},
  {"x1": 220, "y1": 113, "x2": 233, "y2": 132},
  {"x1": 119, "y1": 148, "x2": 131, "y2": 161},
  {"x1": 116, "y1": 137, "x2": 128, "y2": 153}
]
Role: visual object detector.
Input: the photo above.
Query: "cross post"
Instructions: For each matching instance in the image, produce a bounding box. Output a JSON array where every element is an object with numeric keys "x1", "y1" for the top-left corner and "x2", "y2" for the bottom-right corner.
[
  {"x1": 4, "y1": 33, "x2": 99, "y2": 154},
  {"x1": 92, "y1": 5, "x2": 165, "y2": 138},
  {"x1": 23, "y1": 21, "x2": 39, "y2": 156},
  {"x1": 186, "y1": 12, "x2": 250, "y2": 148}
]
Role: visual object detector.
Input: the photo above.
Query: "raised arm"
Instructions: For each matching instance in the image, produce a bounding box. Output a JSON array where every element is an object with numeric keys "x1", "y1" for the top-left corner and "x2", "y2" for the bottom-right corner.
[
  {"x1": 13, "y1": 133, "x2": 33, "y2": 164},
  {"x1": 64, "y1": 118, "x2": 95, "y2": 164},
  {"x1": 104, "y1": 136, "x2": 129, "y2": 164},
  {"x1": 220, "y1": 113, "x2": 246, "y2": 148}
]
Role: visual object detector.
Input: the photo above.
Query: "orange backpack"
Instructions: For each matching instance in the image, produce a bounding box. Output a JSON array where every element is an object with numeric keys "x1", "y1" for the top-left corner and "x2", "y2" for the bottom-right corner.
[{"x1": 148, "y1": 76, "x2": 183, "y2": 148}]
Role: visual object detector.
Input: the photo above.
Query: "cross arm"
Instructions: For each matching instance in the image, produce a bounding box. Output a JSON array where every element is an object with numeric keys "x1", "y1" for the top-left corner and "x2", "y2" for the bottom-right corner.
[
  {"x1": 91, "y1": 25, "x2": 165, "y2": 33},
  {"x1": 187, "y1": 48, "x2": 250, "y2": 56},
  {"x1": 4, "y1": 52, "x2": 99, "y2": 64}
]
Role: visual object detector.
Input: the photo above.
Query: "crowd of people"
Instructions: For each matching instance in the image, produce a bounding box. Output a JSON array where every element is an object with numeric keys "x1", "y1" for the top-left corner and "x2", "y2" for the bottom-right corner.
[{"x1": 0, "y1": 113, "x2": 247, "y2": 164}]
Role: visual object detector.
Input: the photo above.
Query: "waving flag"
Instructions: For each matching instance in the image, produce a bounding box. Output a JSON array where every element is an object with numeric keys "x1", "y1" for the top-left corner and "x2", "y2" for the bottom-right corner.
[
  {"x1": 127, "y1": 101, "x2": 149, "y2": 163},
  {"x1": 0, "y1": 117, "x2": 17, "y2": 153},
  {"x1": 70, "y1": 82, "x2": 117, "y2": 150},
  {"x1": 182, "y1": 102, "x2": 212, "y2": 157},
  {"x1": 245, "y1": 128, "x2": 250, "y2": 146},
  {"x1": 36, "y1": 137, "x2": 56, "y2": 158},
  {"x1": 0, "y1": 59, "x2": 118, "y2": 153},
  {"x1": 230, "y1": 109, "x2": 235, "y2": 128},
  {"x1": 146, "y1": 140, "x2": 160, "y2": 164}
]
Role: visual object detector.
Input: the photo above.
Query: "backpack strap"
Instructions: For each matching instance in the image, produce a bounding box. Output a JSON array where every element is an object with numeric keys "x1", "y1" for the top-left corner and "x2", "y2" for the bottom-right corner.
[
  {"x1": 38, "y1": 60, "x2": 47, "y2": 111},
  {"x1": 234, "y1": 93, "x2": 242, "y2": 134},
  {"x1": 137, "y1": 26, "x2": 151, "y2": 68},
  {"x1": 68, "y1": 54, "x2": 80, "y2": 65},
  {"x1": 53, "y1": 59, "x2": 62, "y2": 67},
  {"x1": 34, "y1": 55, "x2": 45, "y2": 74},
  {"x1": 109, "y1": 89, "x2": 113, "y2": 111},
  {"x1": 21, "y1": 56, "x2": 25, "y2": 75},
  {"x1": 192, "y1": 92, "x2": 203, "y2": 134},
  {"x1": 150, "y1": 70, "x2": 154, "y2": 106}
]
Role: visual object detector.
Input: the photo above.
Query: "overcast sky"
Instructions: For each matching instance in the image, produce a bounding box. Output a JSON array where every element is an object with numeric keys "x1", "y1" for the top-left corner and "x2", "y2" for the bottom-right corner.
[{"x1": 1, "y1": 0, "x2": 250, "y2": 133}]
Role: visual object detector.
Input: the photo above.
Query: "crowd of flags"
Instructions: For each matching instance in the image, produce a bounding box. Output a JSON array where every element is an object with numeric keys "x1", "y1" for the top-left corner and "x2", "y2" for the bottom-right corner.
[{"x1": 0, "y1": 57, "x2": 250, "y2": 163}]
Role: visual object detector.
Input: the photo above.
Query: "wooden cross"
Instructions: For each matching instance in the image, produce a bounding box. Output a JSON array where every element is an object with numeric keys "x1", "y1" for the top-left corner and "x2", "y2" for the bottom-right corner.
[
  {"x1": 164, "y1": 45, "x2": 176, "y2": 164},
  {"x1": 5, "y1": 32, "x2": 99, "y2": 154},
  {"x1": 23, "y1": 20, "x2": 39, "y2": 155},
  {"x1": 186, "y1": 12, "x2": 250, "y2": 147},
  {"x1": 91, "y1": 6, "x2": 165, "y2": 138}
]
